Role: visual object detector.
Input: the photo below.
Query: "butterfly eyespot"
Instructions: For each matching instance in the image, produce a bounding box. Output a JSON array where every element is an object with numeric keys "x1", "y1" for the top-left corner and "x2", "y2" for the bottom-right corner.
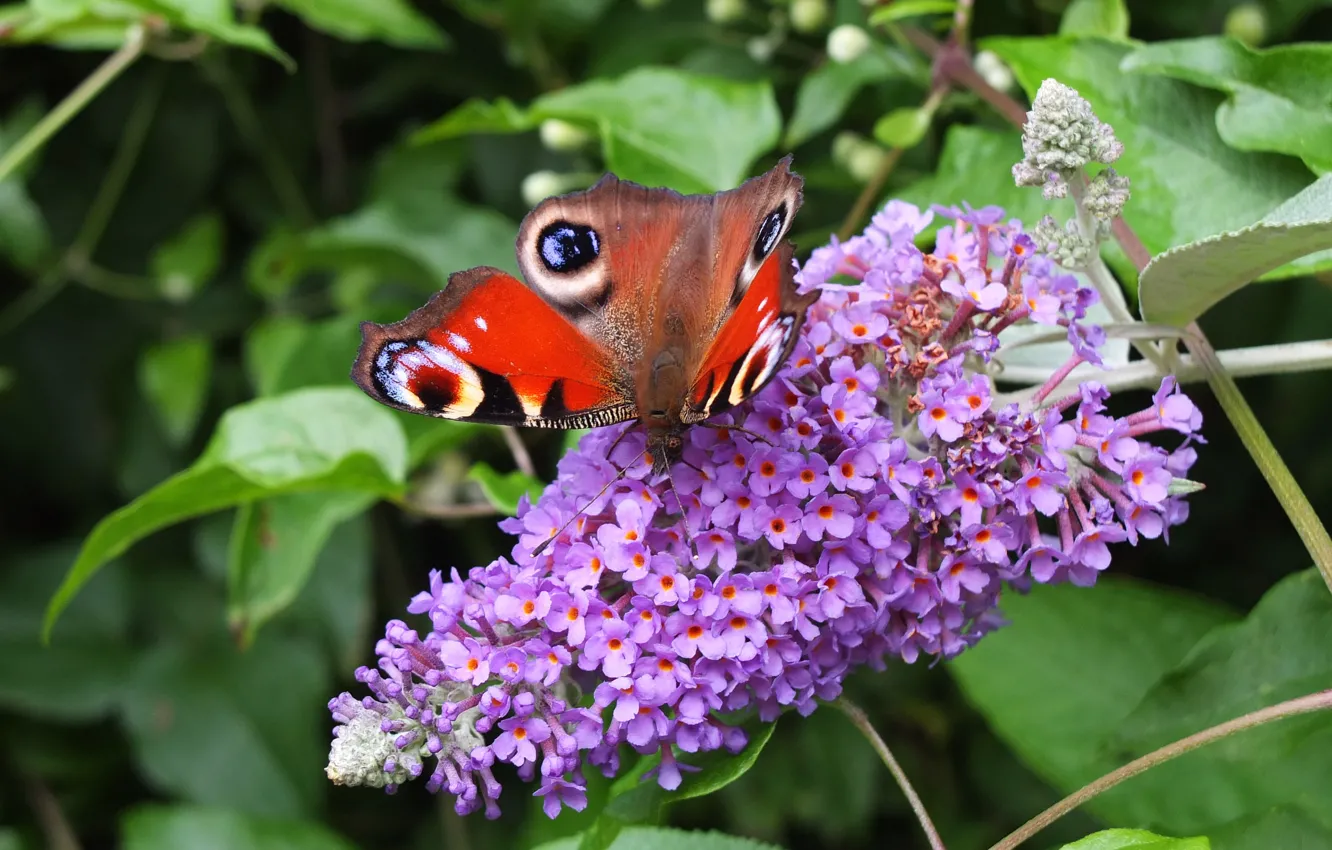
[
  {"x1": 538, "y1": 221, "x2": 600, "y2": 273},
  {"x1": 752, "y1": 205, "x2": 786, "y2": 262}
]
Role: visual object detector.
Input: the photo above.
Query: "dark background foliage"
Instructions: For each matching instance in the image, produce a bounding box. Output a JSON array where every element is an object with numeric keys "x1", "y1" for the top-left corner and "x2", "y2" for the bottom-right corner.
[{"x1": 3, "y1": 1, "x2": 1332, "y2": 848}]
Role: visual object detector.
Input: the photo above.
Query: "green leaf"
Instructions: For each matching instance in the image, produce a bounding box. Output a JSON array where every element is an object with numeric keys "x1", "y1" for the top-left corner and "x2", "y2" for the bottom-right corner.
[
  {"x1": 283, "y1": 513, "x2": 372, "y2": 671},
  {"x1": 580, "y1": 720, "x2": 779, "y2": 850},
  {"x1": 151, "y1": 212, "x2": 223, "y2": 303},
  {"x1": 413, "y1": 97, "x2": 534, "y2": 140},
  {"x1": 0, "y1": 544, "x2": 131, "y2": 721},
  {"x1": 226, "y1": 491, "x2": 373, "y2": 644},
  {"x1": 402, "y1": 415, "x2": 488, "y2": 469},
  {"x1": 563, "y1": 428, "x2": 592, "y2": 455},
  {"x1": 894, "y1": 123, "x2": 1078, "y2": 239},
  {"x1": 122, "y1": 804, "x2": 358, "y2": 850},
  {"x1": 542, "y1": 69, "x2": 781, "y2": 192},
  {"x1": 949, "y1": 578, "x2": 1237, "y2": 830},
  {"x1": 1059, "y1": 829, "x2": 1209, "y2": 850},
  {"x1": 241, "y1": 314, "x2": 487, "y2": 468},
  {"x1": 1106, "y1": 570, "x2": 1332, "y2": 828},
  {"x1": 118, "y1": 634, "x2": 329, "y2": 816},
  {"x1": 243, "y1": 315, "x2": 361, "y2": 397},
  {"x1": 0, "y1": 98, "x2": 52, "y2": 271},
  {"x1": 270, "y1": 0, "x2": 447, "y2": 49},
  {"x1": 138, "y1": 335, "x2": 213, "y2": 446},
  {"x1": 872, "y1": 106, "x2": 932, "y2": 149},
  {"x1": 417, "y1": 68, "x2": 782, "y2": 193},
  {"x1": 1059, "y1": 0, "x2": 1131, "y2": 40},
  {"x1": 867, "y1": 0, "x2": 956, "y2": 24},
  {"x1": 784, "y1": 48, "x2": 901, "y2": 148},
  {"x1": 131, "y1": 0, "x2": 294, "y2": 67},
  {"x1": 244, "y1": 316, "x2": 311, "y2": 397},
  {"x1": 279, "y1": 142, "x2": 513, "y2": 288},
  {"x1": 1207, "y1": 808, "x2": 1332, "y2": 850},
  {"x1": 286, "y1": 141, "x2": 518, "y2": 289},
  {"x1": 982, "y1": 36, "x2": 1332, "y2": 283},
  {"x1": 1139, "y1": 174, "x2": 1332, "y2": 325},
  {"x1": 300, "y1": 194, "x2": 517, "y2": 288},
  {"x1": 537, "y1": 827, "x2": 783, "y2": 850},
  {"x1": 44, "y1": 387, "x2": 407, "y2": 639},
  {"x1": 1121, "y1": 37, "x2": 1332, "y2": 173},
  {"x1": 2, "y1": 0, "x2": 143, "y2": 49},
  {"x1": 468, "y1": 461, "x2": 544, "y2": 515}
]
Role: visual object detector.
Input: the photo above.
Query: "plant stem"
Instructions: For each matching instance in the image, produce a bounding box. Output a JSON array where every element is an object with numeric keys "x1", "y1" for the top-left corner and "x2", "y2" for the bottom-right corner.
[
  {"x1": 395, "y1": 498, "x2": 501, "y2": 521},
  {"x1": 1182, "y1": 324, "x2": 1332, "y2": 592},
  {"x1": 201, "y1": 51, "x2": 315, "y2": 227},
  {"x1": 70, "y1": 63, "x2": 165, "y2": 263},
  {"x1": 836, "y1": 698, "x2": 947, "y2": 850},
  {"x1": 25, "y1": 774, "x2": 82, "y2": 850},
  {"x1": 837, "y1": 86, "x2": 944, "y2": 240},
  {"x1": 502, "y1": 426, "x2": 537, "y2": 479},
  {"x1": 0, "y1": 58, "x2": 162, "y2": 336},
  {"x1": 989, "y1": 689, "x2": 1332, "y2": 850},
  {"x1": 906, "y1": 21, "x2": 1332, "y2": 593},
  {"x1": 996, "y1": 338, "x2": 1332, "y2": 402},
  {"x1": 1066, "y1": 180, "x2": 1165, "y2": 369},
  {"x1": 0, "y1": 25, "x2": 147, "y2": 184}
]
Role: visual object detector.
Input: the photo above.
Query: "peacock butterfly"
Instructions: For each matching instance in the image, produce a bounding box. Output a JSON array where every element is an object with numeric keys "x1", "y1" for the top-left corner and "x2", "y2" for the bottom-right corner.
[{"x1": 351, "y1": 157, "x2": 815, "y2": 469}]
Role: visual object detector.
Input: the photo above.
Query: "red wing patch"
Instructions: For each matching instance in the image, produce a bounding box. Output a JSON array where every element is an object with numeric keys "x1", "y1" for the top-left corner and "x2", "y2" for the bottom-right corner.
[
  {"x1": 352, "y1": 267, "x2": 636, "y2": 428},
  {"x1": 687, "y1": 244, "x2": 815, "y2": 419}
]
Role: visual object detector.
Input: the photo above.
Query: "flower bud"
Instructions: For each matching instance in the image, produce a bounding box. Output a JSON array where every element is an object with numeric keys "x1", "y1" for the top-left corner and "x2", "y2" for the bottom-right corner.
[
  {"x1": 831, "y1": 131, "x2": 864, "y2": 167},
  {"x1": 1224, "y1": 3, "x2": 1267, "y2": 46},
  {"x1": 538, "y1": 118, "x2": 591, "y2": 152},
  {"x1": 973, "y1": 50, "x2": 1014, "y2": 92},
  {"x1": 747, "y1": 35, "x2": 778, "y2": 63},
  {"x1": 521, "y1": 171, "x2": 587, "y2": 207},
  {"x1": 706, "y1": 0, "x2": 746, "y2": 24},
  {"x1": 790, "y1": 0, "x2": 828, "y2": 33},
  {"x1": 826, "y1": 24, "x2": 870, "y2": 64}
]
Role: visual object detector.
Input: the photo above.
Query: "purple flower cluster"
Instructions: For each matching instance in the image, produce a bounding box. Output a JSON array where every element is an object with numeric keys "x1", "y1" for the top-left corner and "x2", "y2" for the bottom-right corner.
[{"x1": 327, "y1": 201, "x2": 1203, "y2": 819}]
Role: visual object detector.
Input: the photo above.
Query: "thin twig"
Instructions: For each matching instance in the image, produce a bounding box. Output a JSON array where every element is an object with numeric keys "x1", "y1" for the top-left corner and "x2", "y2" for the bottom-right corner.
[
  {"x1": 26, "y1": 774, "x2": 82, "y2": 850},
  {"x1": 502, "y1": 426, "x2": 537, "y2": 479},
  {"x1": 989, "y1": 690, "x2": 1332, "y2": 850},
  {"x1": 838, "y1": 148, "x2": 906, "y2": 241},
  {"x1": 0, "y1": 25, "x2": 147, "y2": 183},
  {"x1": 837, "y1": 84, "x2": 946, "y2": 241},
  {"x1": 906, "y1": 19, "x2": 1332, "y2": 590},
  {"x1": 1182, "y1": 324, "x2": 1332, "y2": 593},
  {"x1": 397, "y1": 499, "x2": 501, "y2": 521},
  {"x1": 836, "y1": 698, "x2": 947, "y2": 850},
  {"x1": 305, "y1": 28, "x2": 349, "y2": 211},
  {"x1": 995, "y1": 337, "x2": 1332, "y2": 404},
  {"x1": 201, "y1": 51, "x2": 315, "y2": 227},
  {"x1": 0, "y1": 59, "x2": 162, "y2": 336},
  {"x1": 952, "y1": 0, "x2": 976, "y2": 50},
  {"x1": 70, "y1": 63, "x2": 165, "y2": 263}
]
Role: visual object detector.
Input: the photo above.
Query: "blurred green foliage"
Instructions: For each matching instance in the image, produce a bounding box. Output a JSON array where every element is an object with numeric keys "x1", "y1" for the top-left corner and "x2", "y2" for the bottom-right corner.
[{"x1": 3, "y1": 0, "x2": 1332, "y2": 849}]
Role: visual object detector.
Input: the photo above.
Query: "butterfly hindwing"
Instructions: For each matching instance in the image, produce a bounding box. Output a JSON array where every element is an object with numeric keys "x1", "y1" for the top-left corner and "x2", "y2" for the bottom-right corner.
[
  {"x1": 686, "y1": 242, "x2": 815, "y2": 420},
  {"x1": 352, "y1": 267, "x2": 636, "y2": 429}
]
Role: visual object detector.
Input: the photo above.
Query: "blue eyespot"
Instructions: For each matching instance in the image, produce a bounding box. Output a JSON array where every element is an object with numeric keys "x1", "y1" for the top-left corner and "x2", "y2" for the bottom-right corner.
[
  {"x1": 539, "y1": 222, "x2": 600, "y2": 273},
  {"x1": 753, "y1": 206, "x2": 786, "y2": 262}
]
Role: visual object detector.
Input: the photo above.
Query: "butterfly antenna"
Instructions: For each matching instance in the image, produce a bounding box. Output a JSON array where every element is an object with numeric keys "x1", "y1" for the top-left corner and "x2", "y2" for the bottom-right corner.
[
  {"x1": 700, "y1": 420, "x2": 776, "y2": 448},
  {"x1": 663, "y1": 462, "x2": 700, "y2": 566},
  {"x1": 531, "y1": 448, "x2": 644, "y2": 558}
]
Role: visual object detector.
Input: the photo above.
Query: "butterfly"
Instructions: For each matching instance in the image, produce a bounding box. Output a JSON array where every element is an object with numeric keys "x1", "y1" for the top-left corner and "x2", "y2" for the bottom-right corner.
[{"x1": 351, "y1": 156, "x2": 815, "y2": 471}]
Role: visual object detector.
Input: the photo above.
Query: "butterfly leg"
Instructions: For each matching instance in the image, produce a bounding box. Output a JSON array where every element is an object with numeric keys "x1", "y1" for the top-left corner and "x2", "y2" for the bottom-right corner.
[{"x1": 697, "y1": 420, "x2": 777, "y2": 448}]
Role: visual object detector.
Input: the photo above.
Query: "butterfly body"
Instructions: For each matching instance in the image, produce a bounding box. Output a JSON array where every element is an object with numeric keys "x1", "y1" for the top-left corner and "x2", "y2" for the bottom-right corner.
[{"x1": 352, "y1": 158, "x2": 814, "y2": 467}]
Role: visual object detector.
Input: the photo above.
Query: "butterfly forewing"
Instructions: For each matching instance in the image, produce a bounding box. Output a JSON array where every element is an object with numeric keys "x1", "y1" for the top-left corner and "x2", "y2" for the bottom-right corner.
[
  {"x1": 352, "y1": 267, "x2": 636, "y2": 429},
  {"x1": 686, "y1": 243, "x2": 815, "y2": 421}
]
